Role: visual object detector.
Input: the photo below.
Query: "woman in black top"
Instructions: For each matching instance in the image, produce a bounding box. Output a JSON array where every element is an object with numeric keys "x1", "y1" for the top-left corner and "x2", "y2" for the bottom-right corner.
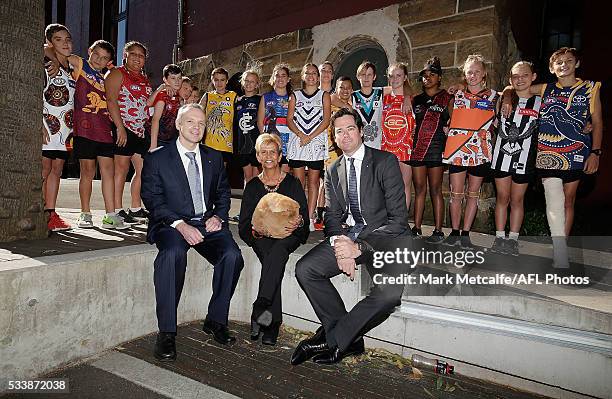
[{"x1": 239, "y1": 133, "x2": 309, "y2": 345}]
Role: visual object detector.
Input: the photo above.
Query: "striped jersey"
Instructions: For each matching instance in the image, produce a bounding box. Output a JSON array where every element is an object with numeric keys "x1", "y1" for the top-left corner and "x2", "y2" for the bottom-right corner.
[
  {"x1": 287, "y1": 89, "x2": 327, "y2": 161},
  {"x1": 492, "y1": 95, "x2": 541, "y2": 174},
  {"x1": 352, "y1": 88, "x2": 383, "y2": 149}
]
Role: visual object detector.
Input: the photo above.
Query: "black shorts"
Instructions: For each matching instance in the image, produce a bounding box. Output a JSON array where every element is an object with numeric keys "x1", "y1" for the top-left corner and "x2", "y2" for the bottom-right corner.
[
  {"x1": 73, "y1": 136, "x2": 114, "y2": 159},
  {"x1": 408, "y1": 160, "x2": 444, "y2": 168},
  {"x1": 538, "y1": 169, "x2": 583, "y2": 183},
  {"x1": 42, "y1": 150, "x2": 69, "y2": 160},
  {"x1": 114, "y1": 129, "x2": 149, "y2": 157},
  {"x1": 238, "y1": 153, "x2": 260, "y2": 168},
  {"x1": 221, "y1": 151, "x2": 233, "y2": 164},
  {"x1": 288, "y1": 159, "x2": 324, "y2": 170},
  {"x1": 493, "y1": 170, "x2": 533, "y2": 184},
  {"x1": 448, "y1": 163, "x2": 491, "y2": 178}
]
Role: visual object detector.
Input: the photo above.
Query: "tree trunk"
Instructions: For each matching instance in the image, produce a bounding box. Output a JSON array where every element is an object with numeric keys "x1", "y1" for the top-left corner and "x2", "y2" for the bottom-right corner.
[{"x1": 0, "y1": 1, "x2": 46, "y2": 241}]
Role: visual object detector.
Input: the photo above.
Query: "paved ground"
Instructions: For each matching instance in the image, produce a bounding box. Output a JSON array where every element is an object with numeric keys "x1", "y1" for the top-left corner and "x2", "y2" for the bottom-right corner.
[{"x1": 2, "y1": 321, "x2": 549, "y2": 399}]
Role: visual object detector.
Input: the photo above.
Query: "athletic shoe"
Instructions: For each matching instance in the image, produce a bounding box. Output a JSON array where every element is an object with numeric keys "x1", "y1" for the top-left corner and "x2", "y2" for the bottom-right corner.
[
  {"x1": 102, "y1": 214, "x2": 130, "y2": 230},
  {"x1": 117, "y1": 209, "x2": 139, "y2": 225},
  {"x1": 230, "y1": 215, "x2": 240, "y2": 223},
  {"x1": 426, "y1": 229, "x2": 445, "y2": 244},
  {"x1": 77, "y1": 212, "x2": 94, "y2": 228},
  {"x1": 48, "y1": 212, "x2": 71, "y2": 232},
  {"x1": 442, "y1": 234, "x2": 461, "y2": 247},
  {"x1": 490, "y1": 237, "x2": 507, "y2": 254},
  {"x1": 128, "y1": 208, "x2": 149, "y2": 221},
  {"x1": 313, "y1": 219, "x2": 325, "y2": 231},
  {"x1": 309, "y1": 219, "x2": 315, "y2": 232},
  {"x1": 506, "y1": 239, "x2": 520, "y2": 257},
  {"x1": 460, "y1": 235, "x2": 475, "y2": 249},
  {"x1": 411, "y1": 226, "x2": 422, "y2": 236}
]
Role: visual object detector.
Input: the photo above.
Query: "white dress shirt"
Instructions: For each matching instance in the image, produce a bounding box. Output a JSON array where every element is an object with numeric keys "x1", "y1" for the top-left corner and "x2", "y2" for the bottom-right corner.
[{"x1": 172, "y1": 138, "x2": 207, "y2": 228}]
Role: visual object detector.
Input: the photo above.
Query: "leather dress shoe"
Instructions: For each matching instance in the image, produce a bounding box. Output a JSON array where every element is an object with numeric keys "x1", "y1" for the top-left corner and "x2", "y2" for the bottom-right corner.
[
  {"x1": 262, "y1": 323, "x2": 280, "y2": 346},
  {"x1": 312, "y1": 337, "x2": 365, "y2": 364},
  {"x1": 202, "y1": 319, "x2": 236, "y2": 345},
  {"x1": 290, "y1": 326, "x2": 328, "y2": 365},
  {"x1": 154, "y1": 332, "x2": 176, "y2": 362}
]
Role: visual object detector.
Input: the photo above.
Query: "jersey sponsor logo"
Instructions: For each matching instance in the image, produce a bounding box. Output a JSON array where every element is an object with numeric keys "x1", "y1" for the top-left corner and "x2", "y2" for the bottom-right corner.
[
  {"x1": 220, "y1": 101, "x2": 232, "y2": 107},
  {"x1": 248, "y1": 102, "x2": 256, "y2": 108},
  {"x1": 296, "y1": 101, "x2": 304, "y2": 107},
  {"x1": 573, "y1": 94, "x2": 587, "y2": 103},
  {"x1": 573, "y1": 155, "x2": 584, "y2": 162},
  {"x1": 209, "y1": 100, "x2": 218, "y2": 105},
  {"x1": 512, "y1": 161, "x2": 525, "y2": 170},
  {"x1": 430, "y1": 104, "x2": 445, "y2": 113},
  {"x1": 475, "y1": 100, "x2": 492, "y2": 110},
  {"x1": 518, "y1": 108, "x2": 539, "y2": 118}
]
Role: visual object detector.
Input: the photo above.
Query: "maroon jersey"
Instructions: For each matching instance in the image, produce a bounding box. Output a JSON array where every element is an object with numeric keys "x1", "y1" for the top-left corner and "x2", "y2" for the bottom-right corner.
[
  {"x1": 145, "y1": 90, "x2": 180, "y2": 142},
  {"x1": 73, "y1": 57, "x2": 113, "y2": 143}
]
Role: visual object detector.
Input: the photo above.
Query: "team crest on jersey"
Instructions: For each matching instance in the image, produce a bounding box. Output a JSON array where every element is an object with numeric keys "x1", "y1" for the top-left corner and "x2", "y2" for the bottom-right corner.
[
  {"x1": 296, "y1": 101, "x2": 304, "y2": 107},
  {"x1": 373, "y1": 101, "x2": 380, "y2": 107},
  {"x1": 226, "y1": 96, "x2": 231, "y2": 101}
]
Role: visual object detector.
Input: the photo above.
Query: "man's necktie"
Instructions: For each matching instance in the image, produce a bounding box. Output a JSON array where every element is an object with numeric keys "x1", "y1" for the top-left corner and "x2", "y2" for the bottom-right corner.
[
  {"x1": 347, "y1": 157, "x2": 364, "y2": 240},
  {"x1": 185, "y1": 152, "x2": 204, "y2": 217}
]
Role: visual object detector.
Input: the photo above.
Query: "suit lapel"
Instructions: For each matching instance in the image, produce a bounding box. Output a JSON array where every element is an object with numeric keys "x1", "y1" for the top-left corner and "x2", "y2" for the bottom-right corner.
[
  {"x1": 199, "y1": 145, "x2": 212, "y2": 206},
  {"x1": 336, "y1": 156, "x2": 348, "y2": 209},
  {"x1": 360, "y1": 146, "x2": 373, "y2": 206},
  {"x1": 169, "y1": 144, "x2": 192, "y2": 208}
]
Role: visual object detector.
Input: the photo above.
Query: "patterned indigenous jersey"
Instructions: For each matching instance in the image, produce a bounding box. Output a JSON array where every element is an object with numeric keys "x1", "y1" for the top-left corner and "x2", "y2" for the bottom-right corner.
[
  {"x1": 234, "y1": 94, "x2": 261, "y2": 155},
  {"x1": 443, "y1": 88, "x2": 498, "y2": 166},
  {"x1": 117, "y1": 65, "x2": 152, "y2": 137},
  {"x1": 262, "y1": 91, "x2": 290, "y2": 156},
  {"x1": 144, "y1": 90, "x2": 181, "y2": 143},
  {"x1": 326, "y1": 104, "x2": 344, "y2": 165},
  {"x1": 492, "y1": 96, "x2": 541, "y2": 174},
  {"x1": 73, "y1": 57, "x2": 113, "y2": 143},
  {"x1": 352, "y1": 88, "x2": 383, "y2": 149},
  {"x1": 204, "y1": 91, "x2": 237, "y2": 153},
  {"x1": 536, "y1": 80, "x2": 601, "y2": 171},
  {"x1": 42, "y1": 64, "x2": 75, "y2": 151},
  {"x1": 287, "y1": 89, "x2": 327, "y2": 161},
  {"x1": 412, "y1": 90, "x2": 452, "y2": 162},
  {"x1": 381, "y1": 93, "x2": 415, "y2": 162}
]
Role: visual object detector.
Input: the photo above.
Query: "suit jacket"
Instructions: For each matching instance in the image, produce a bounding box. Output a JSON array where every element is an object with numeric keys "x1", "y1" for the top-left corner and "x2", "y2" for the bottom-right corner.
[
  {"x1": 324, "y1": 145, "x2": 409, "y2": 243},
  {"x1": 141, "y1": 142, "x2": 231, "y2": 244}
]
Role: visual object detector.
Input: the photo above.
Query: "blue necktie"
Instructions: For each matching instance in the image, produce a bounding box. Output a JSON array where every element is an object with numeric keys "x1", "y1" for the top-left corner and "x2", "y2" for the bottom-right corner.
[
  {"x1": 185, "y1": 152, "x2": 204, "y2": 217},
  {"x1": 347, "y1": 157, "x2": 364, "y2": 240}
]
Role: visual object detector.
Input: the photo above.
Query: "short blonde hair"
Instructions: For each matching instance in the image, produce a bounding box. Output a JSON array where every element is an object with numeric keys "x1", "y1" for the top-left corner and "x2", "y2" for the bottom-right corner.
[
  {"x1": 255, "y1": 133, "x2": 282, "y2": 154},
  {"x1": 176, "y1": 103, "x2": 205, "y2": 125}
]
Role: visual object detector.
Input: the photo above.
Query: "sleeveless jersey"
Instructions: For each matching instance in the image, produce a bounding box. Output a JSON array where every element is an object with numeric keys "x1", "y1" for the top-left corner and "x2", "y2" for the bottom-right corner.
[
  {"x1": 492, "y1": 96, "x2": 541, "y2": 174},
  {"x1": 262, "y1": 91, "x2": 290, "y2": 156},
  {"x1": 326, "y1": 104, "x2": 345, "y2": 165},
  {"x1": 43, "y1": 64, "x2": 75, "y2": 151},
  {"x1": 352, "y1": 88, "x2": 383, "y2": 149},
  {"x1": 412, "y1": 90, "x2": 452, "y2": 162},
  {"x1": 234, "y1": 94, "x2": 261, "y2": 155},
  {"x1": 145, "y1": 90, "x2": 181, "y2": 142},
  {"x1": 443, "y1": 88, "x2": 498, "y2": 166},
  {"x1": 381, "y1": 93, "x2": 415, "y2": 162},
  {"x1": 204, "y1": 91, "x2": 237, "y2": 153},
  {"x1": 536, "y1": 80, "x2": 601, "y2": 171},
  {"x1": 73, "y1": 57, "x2": 113, "y2": 143},
  {"x1": 117, "y1": 65, "x2": 151, "y2": 138},
  {"x1": 287, "y1": 89, "x2": 327, "y2": 161}
]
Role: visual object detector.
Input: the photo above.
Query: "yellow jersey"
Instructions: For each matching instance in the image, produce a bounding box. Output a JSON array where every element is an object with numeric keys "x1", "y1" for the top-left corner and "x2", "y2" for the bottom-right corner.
[{"x1": 204, "y1": 91, "x2": 237, "y2": 153}]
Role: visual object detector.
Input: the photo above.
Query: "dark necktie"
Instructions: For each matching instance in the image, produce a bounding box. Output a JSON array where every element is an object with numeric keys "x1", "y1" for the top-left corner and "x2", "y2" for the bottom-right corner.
[
  {"x1": 347, "y1": 157, "x2": 364, "y2": 240},
  {"x1": 185, "y1": 152, "x2": 204, "y2": 217}
]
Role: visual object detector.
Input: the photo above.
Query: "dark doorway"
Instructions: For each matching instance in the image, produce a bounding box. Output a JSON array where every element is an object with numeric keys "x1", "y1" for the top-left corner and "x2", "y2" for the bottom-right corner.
[{"x1": 336, "y1": 46, "x2": 389, "y2": 89}]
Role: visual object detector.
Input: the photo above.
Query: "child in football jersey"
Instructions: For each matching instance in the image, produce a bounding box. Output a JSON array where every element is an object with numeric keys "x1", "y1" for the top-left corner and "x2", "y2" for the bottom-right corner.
[
  {"x1": 42, "y1": 24, "x2": 74, "y2": 232},
  {"x1": 178, "y1": 77, "x2": 193, "y2": 104},
  {"x1": 442, "y1": 54, "x2": 498, "y2": 249},
  {"x1": 200, "y1": 67, "x2": 237, "y2": 165},
  {"x1": 287, "y1": 63, "x2": 331, "y2": 230},
  {"x1": 187, "y1": 85, "x2": 200, "y2": 104},
  {"x1": 319, "y1": 61, "x2": 334, "y2": 93},
  {"x1": 147, "y1": 64, "x2": 183, "y2": 150},
  {"x1": 491, "y1": 62, "x2": 541, "y2": 256},
  {"x1": 235, "y1": 65, "x2": 262, "y2": 185},
  {"x1": 352, "y1": 61, "x2": 384, "y2": 149},
  {"x1": 383, "y1": 63, "x2": 415, "y2": 223},
  {"x1": 257, "y1": 63, "x2": 292, "y2": 172}
]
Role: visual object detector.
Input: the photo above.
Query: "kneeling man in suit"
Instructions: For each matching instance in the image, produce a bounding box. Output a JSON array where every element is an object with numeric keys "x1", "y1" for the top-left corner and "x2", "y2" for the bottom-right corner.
[{"x1": 142, "y1": 103, "x2": 244, "y2": 361}]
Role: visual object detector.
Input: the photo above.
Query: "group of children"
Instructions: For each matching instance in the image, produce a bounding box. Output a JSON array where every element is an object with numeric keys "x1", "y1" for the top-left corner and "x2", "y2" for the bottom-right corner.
[{"x1": 41, "y1": 22, "x2": 602, "y2": 266}]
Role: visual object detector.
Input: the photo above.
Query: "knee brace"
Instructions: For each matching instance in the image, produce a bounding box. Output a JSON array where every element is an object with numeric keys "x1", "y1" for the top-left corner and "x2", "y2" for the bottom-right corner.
[{"x1": 542, "y1": 178, "x2": 565, "y2": 237}]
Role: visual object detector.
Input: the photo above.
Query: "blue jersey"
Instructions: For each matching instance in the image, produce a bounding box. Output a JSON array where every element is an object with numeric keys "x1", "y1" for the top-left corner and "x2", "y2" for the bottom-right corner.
[
  {"x1": 234, "y1": 94, "x2": 261, "y2": 155},
  {"x1": 262, "y1": 91, "x2": 290, "y2": 156}
]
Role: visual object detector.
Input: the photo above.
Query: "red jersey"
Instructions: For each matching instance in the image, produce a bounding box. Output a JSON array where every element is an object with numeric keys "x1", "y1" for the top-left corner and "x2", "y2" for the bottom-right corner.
[
  {"x1": 117, "y1": 65, "x2": 151, "y2": 137},
  {"x1": 145, "y1": 90, "x2": 181, "y2": 142},
  {"x1": 381, "y1": 93, "x2": 415, "y2": 162}
]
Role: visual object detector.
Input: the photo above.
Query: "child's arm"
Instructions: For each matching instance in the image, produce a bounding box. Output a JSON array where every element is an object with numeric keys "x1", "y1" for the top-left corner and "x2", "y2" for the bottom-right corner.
[
  {"x1": 149, "y1": 100, "x2": 165, "y2": 151},
  {"x1": 584, "y1": 84, "x2": 603, "y2": 174},
  {"x1": 257, "y1": 96, "x2": 266, "y2": 133},
  {"x1": 104, "y1": 68, "x2": 127, "y2": 146},
  {"x1": 147, "y1": 85, "x2": 166, "y2": 107},
  {"x1": 287, "y1": 93, "x2": 306, "y2": 142}
]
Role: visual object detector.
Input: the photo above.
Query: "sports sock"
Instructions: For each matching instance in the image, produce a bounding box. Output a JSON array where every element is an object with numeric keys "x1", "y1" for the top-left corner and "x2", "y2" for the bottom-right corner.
[
  {"x1": 130, "y1": 207, "x2": 142, "y2": 212},
  {"x1": 450, "y1": 229, "x2": 460, "y2": 236},
  {"x1": 496, "y1": 231, "x2": 505, "y2": 238},
  {"x1": 508, "y1": 232, "x2": 519, "y2": 241},
  {"x1": 460, "y1": 230, "x2": 470, "y2": 236}
]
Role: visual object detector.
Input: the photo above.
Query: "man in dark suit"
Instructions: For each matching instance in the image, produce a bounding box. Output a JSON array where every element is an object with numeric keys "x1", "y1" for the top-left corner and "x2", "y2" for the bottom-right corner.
[
  {"x1": 291, "y1": 107, "x2": 409, "y2": 365},
  {"x1": 141, "y1": 103, "x2": 244, "y2": 362}
]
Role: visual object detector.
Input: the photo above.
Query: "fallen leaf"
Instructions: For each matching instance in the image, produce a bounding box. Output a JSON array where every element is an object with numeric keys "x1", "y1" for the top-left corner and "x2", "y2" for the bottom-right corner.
[{"x1": 266, "y1": 375, "x2": 272, "y2": 380}]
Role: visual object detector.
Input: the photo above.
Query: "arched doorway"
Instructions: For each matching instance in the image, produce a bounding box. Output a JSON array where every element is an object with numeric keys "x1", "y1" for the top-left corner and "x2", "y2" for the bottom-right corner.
[{"x1": 326, "y1": 36, "x2": 389, "y2": 89}]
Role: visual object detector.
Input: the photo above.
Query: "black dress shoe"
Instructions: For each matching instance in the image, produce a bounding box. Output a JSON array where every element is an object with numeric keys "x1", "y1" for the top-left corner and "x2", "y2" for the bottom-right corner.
[
  {"x1": 154, "y1": 332, "x2": 176, "y2": 362},
  {"x1": 262, "y1": 323, "x2": 280, "y2": 346},
  {"x1": 290, "y1": 326, "x2": 328, "y2": 365},
  {"x1": 202, "y1": 319, "x2": 236, "y2": 345},
  {"x1": 312, "y1": 338, "x2": 365, "y2": 364}
]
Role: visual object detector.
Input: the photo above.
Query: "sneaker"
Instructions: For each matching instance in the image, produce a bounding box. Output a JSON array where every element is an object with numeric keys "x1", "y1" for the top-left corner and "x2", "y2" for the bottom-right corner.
[
  {"x1": 77, "y1": 212, "x2": 94, "y2": 228},
  {"x1": 506, "y1": 239, "x2": 519, "y2": 257},
  {"x1": 490, "y1": 237, "x2": 507, "y2": 254},
  {"x1": 127, "y1": 208, "x2": 149, "y2": 222},
  {"x1": 460, "y1": 235, "x2": 474, "y2": 249},
  {"x1": 426, "y1": 229, "x2": 445, "y2": 244},
  {"x1": 313, "y1": 219, "x2": 324, "y2": 231},
  {"x1": 411, "y1": 226, "x2": 422, "y2": 236},
  {"x1": 117, "y1": 209, "x2": 139, "y2": 225},
  {"x1": 309, "y1": 219, "x2": 315, "y2": 232},
  {"x1": 442, "y1": 234, "x2": 461, "y2": 247},
  {"x1": 102, "y1": 214, "x2": 130, "y2": 230},
  {"x1": 230, "y1": 215, "x2": 240, "y2": 223},
  {"x1": 48, "y1": 212, "x2": 71, "y2": 232}
]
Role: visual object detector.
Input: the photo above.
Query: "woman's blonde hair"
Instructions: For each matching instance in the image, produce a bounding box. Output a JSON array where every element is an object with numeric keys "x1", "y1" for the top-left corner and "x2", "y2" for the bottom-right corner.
[{"x1": 255, "y1": 133, "x2": 282, "y2": 154}]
